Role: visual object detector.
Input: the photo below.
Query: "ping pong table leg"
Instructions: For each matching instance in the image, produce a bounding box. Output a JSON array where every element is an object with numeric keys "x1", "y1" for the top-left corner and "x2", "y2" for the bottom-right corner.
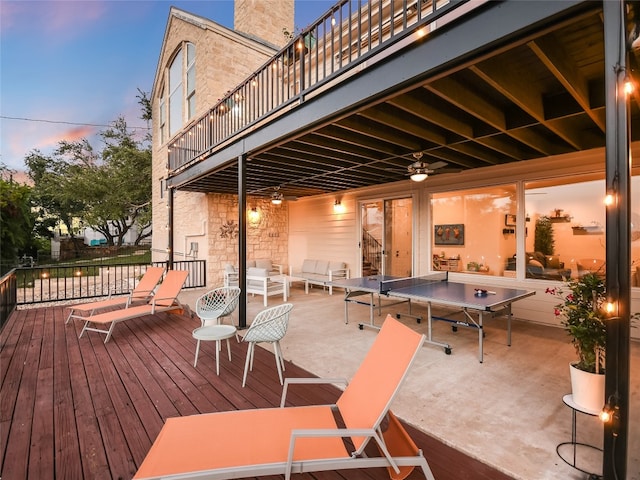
[
  {"x1": 478, "y1": 312, "x2": 484, "y2": 363},
  {"x1": 344, "y1": 290, "x2": 349, "y2": 324},
  {"x1": 506, "y1": 304, "x2": 512, "y2": 346}
]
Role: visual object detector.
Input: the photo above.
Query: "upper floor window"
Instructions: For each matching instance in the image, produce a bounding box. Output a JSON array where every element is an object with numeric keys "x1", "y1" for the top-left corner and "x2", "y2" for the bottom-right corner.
[
  {"x1": 166, "y1": 42, "x2": 195, "y2": 139},
  {"x1": 186, "y1": 43, "x2": 196, "y2": 119},
  {"x1": 159, "y1": 84, "x2": 166, "y2": 144}
]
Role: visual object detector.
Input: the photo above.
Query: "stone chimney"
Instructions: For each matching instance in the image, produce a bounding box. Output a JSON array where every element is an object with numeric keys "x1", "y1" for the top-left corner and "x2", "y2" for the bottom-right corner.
[{"x1": 234, "y1": 0, "x2": 294, "y2": 48}]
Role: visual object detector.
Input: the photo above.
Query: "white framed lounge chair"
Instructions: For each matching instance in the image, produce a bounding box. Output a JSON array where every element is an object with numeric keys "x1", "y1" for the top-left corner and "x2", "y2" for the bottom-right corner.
[
  {"x1": 133, "y1": 315, "x2": 435, "y2": 480},
  {"x1": 78, "y1": 269, "x2": 189, "y2": 343},
  {"x1": 65, "y1": 266, "x2": 165, "y2": 324}
]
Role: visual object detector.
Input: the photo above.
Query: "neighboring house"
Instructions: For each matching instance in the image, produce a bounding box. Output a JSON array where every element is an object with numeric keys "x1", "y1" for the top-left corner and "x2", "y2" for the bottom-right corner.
[{"x1": 151, "y1": 0, "x2": 639, "y2": 334}]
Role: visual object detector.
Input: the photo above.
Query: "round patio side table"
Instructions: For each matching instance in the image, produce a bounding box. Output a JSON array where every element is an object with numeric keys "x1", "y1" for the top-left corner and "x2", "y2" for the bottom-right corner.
[
  {"x1": 556, "y1": 394, "x2": 603, "y2": 478},
  {"x1": 192, "y1": 324, "x2": 237, "y2": 374}
]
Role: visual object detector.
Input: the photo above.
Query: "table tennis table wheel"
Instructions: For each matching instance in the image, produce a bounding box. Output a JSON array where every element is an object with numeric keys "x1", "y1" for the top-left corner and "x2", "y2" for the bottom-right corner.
[
  {"x1": 444, "y1": 347, "x2": 452, "y2": 355},
  {"x1": 451, "y1": 326, "x2": 458, "y2": 332},
  {"x1": 358, "y1": 324, "x2": 364, "y2": 330}
]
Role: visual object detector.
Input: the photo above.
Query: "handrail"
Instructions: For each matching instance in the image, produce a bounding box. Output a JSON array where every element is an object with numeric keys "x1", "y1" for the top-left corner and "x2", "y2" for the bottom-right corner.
[
  {"x1": 167, "y1": 0, "x2": 471, "y2": 174},
  {"x1": 362, "y1": 229, "x2": 382, "y2": 274},
  {"x1": 7, "y1": 260, "x2": 206, "y2": 306},
  {"x1": 0, "y1": 269, "x2": 18, "y2": 330}
]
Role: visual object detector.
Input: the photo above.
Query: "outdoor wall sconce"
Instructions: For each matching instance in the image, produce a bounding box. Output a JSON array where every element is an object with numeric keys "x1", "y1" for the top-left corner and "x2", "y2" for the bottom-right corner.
[
  {"x1": 248, "y1": 207, "x2": 261, "y2": 224},
  {"x1": 333, "y1": 200, "x2": 346, "y2": 214}
]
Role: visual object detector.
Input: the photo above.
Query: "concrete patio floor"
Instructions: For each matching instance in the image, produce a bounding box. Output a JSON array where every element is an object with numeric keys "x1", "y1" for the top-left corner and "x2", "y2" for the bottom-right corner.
[{"x1": 179, "y1": 283, "x2": 640, "y2": 480}]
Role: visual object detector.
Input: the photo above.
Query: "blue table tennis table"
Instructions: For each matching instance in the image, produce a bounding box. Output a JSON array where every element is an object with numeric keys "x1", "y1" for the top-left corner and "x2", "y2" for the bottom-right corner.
[{"x1": 331, "y1": 272, "x2": 535, "y2": 362}]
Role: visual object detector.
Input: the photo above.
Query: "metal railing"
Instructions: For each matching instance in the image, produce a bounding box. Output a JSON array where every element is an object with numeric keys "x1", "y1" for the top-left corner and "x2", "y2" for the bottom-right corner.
[
  {"x1": 168, "y1": 0, "x2": 469, "y2": 172},
  {"x1": 0, "y1": 270, "x2": 17, "y2": 330},
  {"x1": 362, "y1": 229, "x2": 382, "y2": 274},
  {"x1": 9, "y1": 260, "x2": 206, "y2": 306}
]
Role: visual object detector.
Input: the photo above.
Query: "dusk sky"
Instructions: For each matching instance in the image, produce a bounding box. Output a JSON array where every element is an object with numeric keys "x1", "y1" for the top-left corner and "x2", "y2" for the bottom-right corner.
[{"x1": 0, "y1": 0, "x2": 336, "y2": 173}]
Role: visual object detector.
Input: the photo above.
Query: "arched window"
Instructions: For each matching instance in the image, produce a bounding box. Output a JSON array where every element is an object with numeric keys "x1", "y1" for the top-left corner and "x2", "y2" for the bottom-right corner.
[{"x1": 164, "y1": 42, "x2": 195, "y2": 140}]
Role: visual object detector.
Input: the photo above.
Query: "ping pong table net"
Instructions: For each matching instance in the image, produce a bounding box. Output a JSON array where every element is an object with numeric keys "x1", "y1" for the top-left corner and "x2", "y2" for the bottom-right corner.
[{"x1": 379, "y1": 271, "x2": 448, "y2": 293}]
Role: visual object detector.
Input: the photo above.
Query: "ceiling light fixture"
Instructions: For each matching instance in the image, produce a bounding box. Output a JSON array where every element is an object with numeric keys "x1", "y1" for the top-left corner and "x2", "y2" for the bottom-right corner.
[
  {"x1": 271, "y1": 191, "x2": 283, "y2": 205},
  {"x1": 409, "y1": 165, "x2": 429, "y2": 182},
  {"x1": 408, "y1": 152, "x2": 430, "y2": 182}
]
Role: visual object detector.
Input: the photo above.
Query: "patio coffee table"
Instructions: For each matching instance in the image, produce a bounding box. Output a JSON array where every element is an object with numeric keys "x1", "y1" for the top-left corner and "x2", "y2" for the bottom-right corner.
[
  {"x1": 270, "y1": 275, "x2": 309, "y2": 299},
  {"x1": 192, "y1": 324, "x2": 237, "y2": 374}
]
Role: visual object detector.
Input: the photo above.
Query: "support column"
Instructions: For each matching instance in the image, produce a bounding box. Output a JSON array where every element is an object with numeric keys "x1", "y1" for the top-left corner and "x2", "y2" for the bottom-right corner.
[
  {"x1": 603, "y1": 2, "x2": 632, "y2": 478},
  {"x1": 168, "y1": 187, "x2": 174, "y2": 270},
  {"x1": 238, "y1": 154, "x2": 248, "y2": 328}
]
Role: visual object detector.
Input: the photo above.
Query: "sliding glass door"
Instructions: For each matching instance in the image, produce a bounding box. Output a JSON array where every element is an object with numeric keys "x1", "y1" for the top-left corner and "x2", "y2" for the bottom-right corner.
[{"x1": 360, "y1": 197, "x2": 413, "y2": 277}]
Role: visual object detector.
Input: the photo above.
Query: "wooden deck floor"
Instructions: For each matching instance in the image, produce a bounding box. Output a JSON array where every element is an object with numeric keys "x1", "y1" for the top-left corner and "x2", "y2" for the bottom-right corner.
[{"x1": 1, "y1": 305, "x2": 514, "y2": 480}]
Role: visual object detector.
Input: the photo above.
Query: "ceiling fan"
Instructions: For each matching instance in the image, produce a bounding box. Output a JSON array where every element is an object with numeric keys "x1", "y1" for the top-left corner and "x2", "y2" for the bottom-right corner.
[
  {"x1": 270, "y1": 186, "x2": 297, "y2": 204},
  {"x1": 404, "y1": 152, "x2": 458, "y2": 182}
]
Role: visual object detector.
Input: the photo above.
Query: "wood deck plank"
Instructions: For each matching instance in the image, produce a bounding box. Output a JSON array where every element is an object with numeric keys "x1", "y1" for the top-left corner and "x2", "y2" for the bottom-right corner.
[
  {"x1": 0, "y1": 305, "x2": 514, "y2": 480},
  {"x1": 30, "y1": 306, "x2": 55, "y2": 479}
]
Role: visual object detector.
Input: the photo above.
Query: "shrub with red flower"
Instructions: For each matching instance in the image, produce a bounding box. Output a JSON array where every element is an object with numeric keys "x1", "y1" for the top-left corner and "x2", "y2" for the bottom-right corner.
[{"x1": 546, "y1": 273, "x2": 607, "y2": 373}]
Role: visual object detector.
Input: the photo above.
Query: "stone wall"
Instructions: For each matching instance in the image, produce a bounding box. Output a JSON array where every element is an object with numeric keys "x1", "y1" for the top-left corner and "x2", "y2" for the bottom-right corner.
[
  {"x1": 206, "y1": 194, "x2": 288, "y2": 286},
  {"x1": 234, "y1": 0, "x2": 294, "y2": 48},
  {"x1": 151, "y1": 6, "x2": 293, "y2": 271}
]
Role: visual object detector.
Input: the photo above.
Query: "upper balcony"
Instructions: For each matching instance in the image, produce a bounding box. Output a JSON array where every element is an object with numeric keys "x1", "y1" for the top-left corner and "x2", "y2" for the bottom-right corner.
[
  {"x1": 164, "y1": 0, "x2": 640, "y2": 203},
  {"x1": 168, "y1": 0, "x2": 473, "y2": 176}
]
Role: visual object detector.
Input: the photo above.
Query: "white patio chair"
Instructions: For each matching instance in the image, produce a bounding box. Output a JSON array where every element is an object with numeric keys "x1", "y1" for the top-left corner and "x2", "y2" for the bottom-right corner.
[
  {"x1": 194, "y1": 286, "x2": 241, "y2": 327},
  {"x1": 242, "y1": 303, "x2": 293, "y2": 387},
  {"x1": 193, "y1": 287, "x2": 241, "y2": 367}
]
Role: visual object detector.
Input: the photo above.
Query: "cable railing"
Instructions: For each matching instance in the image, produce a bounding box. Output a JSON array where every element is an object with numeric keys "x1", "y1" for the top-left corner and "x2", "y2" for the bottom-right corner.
[
  {"x1": 8, "y1": 260, "x2": 206, "y2": 306},
  {"x1": 167, "y1": 0, "x2": 470, "y2": 172}
]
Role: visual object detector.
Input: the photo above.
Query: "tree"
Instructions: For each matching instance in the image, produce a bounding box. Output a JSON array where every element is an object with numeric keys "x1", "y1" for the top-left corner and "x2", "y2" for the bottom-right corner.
[
  {"x1": 0, "y1": 167, "x2": 35, "y2": 272},
  {"x1": 25, "y1": 111, "x2": 152, "y2": 247},
  {"x1": 76, "y1": 117, "x2": 152, "y2": 245}
]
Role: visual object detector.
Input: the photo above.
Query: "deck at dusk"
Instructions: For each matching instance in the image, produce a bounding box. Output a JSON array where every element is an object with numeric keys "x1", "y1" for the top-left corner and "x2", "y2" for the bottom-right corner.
[{"x1": 1, "y1": 304, "x2": 513, "y2": 480}]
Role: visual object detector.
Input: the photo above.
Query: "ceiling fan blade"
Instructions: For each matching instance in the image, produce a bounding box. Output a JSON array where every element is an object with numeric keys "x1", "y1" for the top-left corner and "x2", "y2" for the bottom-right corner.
[{"x1": 426, "y1": 161, "x2": 448, "y2": 170}]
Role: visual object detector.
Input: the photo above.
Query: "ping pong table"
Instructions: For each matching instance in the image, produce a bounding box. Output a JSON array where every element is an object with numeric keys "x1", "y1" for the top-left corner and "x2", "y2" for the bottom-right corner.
[{"x1": 330, "y1": 272, "x2": 535, "y2": 362}]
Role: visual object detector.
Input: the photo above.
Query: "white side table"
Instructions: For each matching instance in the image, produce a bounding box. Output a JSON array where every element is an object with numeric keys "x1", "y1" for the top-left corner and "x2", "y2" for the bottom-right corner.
[
  {"x1": 556, "y1": 394, "x2": 603, "y2": 478},
  {"x1": 192, "y1": 324, "x2": 237, "y2": 374}
]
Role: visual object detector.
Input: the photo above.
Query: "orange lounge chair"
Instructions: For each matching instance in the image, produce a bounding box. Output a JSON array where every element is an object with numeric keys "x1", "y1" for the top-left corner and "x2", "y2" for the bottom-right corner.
[
  {"x1": 79, "y1": 269, "x2": 189, "y2": 343},
  {"x1": 134, "y1": 315, "x2": 435, "y2": 480},
  {"x1": 65, "y1": 266, "x2": 165, "y2": 324}
]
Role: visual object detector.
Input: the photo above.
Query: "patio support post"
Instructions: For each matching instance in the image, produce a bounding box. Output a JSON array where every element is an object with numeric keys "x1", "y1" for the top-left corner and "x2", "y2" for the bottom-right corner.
[
  {"x1": 168, "y1": 186, "x2": 174, "y2": 270},
  {"x1": 603, "y1": 1, "x2": 632, "y2": 479},
  {"x1": 238, "y1": 154, "x2": 248, "y2": 328}
]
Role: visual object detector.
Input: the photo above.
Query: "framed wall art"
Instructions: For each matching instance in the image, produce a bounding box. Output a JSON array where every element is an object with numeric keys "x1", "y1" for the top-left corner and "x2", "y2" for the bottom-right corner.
[{"x1": 434, "y1": 224, "x2": 464, "y2": 245}]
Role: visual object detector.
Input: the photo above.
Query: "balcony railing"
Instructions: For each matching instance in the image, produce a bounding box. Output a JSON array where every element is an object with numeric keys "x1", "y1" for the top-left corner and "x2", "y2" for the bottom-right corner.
[
  {"x1": 168, "y1": 0, "x2": 470, "y2": 172},
  {"x1": 5, "y1": 260, "x2": 206, "y2": 307}
]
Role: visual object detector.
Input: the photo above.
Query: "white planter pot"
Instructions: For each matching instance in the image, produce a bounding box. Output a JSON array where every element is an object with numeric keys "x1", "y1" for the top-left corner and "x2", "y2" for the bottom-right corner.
[{"x1": 569, "y1": 362, "x2": 605, "y2": 413}]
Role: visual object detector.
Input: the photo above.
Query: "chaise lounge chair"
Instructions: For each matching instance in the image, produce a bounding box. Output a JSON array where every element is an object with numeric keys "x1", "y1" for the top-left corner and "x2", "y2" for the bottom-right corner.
[
  {"x1": 65, "y1": 266, "x2": 165, "y2": 324},
  {"x1": 78, "y1": 269, "x2": 189, "y2": 343},
  {"x1": 133, "y1": 315, "x2": 435, "y2": 480}
]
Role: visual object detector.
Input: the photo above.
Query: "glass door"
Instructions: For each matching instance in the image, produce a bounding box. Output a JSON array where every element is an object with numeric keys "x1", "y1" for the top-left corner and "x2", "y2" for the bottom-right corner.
[{"x1": 361, "y1": 197, "x2": 413, "y2": 277}]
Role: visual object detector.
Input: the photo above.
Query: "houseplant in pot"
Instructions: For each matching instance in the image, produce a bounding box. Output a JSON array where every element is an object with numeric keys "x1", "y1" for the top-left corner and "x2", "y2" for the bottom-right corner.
[{"x1": 546, "y1": 272, "x2": 606, "y2": 412}]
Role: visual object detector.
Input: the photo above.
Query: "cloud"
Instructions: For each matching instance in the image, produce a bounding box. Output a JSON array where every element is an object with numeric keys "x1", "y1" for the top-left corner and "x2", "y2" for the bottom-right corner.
[
  {"x1": 1, "y1": 0, "x2": 109, "y2": 40},
  {"x1": 41, "y1": 126, "x2": 97, "y2": 146}
]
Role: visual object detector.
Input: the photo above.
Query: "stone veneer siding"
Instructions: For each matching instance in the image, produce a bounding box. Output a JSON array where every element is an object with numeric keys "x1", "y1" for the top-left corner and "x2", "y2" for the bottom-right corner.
[
  {"x1": 151, "y1": 5, "x2": 294, "y2": 286},
  {"x1": 234, "y1": 0, "x2": 294, "y2": 48},
  {"x1": 207, "y1": 194, "x2": 289, "y2": 286}
]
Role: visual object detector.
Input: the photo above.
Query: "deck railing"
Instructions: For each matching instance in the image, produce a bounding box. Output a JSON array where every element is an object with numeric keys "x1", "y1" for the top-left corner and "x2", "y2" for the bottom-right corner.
[
  {"x1": 168, "y1": 0, "x2": 470, "y2": 172},
  {"x1": 7, "y1": 260, "x2": 206, "y2": 306},
  {"x1": 0, "y1": 270, "x2": 18, "y2": 330}
]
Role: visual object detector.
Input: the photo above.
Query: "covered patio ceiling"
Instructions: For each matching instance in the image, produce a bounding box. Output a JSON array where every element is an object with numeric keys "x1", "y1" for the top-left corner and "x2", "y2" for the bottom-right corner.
[{"x1": 172, "y1": 1, "x2": 640, "y2": 200}]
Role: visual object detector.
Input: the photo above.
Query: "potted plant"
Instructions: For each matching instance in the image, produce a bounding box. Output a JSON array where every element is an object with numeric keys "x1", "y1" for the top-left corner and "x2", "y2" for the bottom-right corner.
[
  {"x1": 549, "y1": 274, "x2": 640, "y2": 411},
  {"x1": 546, "y1": 272, "x2": 606, "y2": 411}
]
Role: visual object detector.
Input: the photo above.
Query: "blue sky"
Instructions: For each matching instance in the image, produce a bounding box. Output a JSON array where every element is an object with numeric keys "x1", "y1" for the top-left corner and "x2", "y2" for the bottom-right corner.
[{"x1": 0, "y1": 0, "x2": 336, "y2": 172}]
